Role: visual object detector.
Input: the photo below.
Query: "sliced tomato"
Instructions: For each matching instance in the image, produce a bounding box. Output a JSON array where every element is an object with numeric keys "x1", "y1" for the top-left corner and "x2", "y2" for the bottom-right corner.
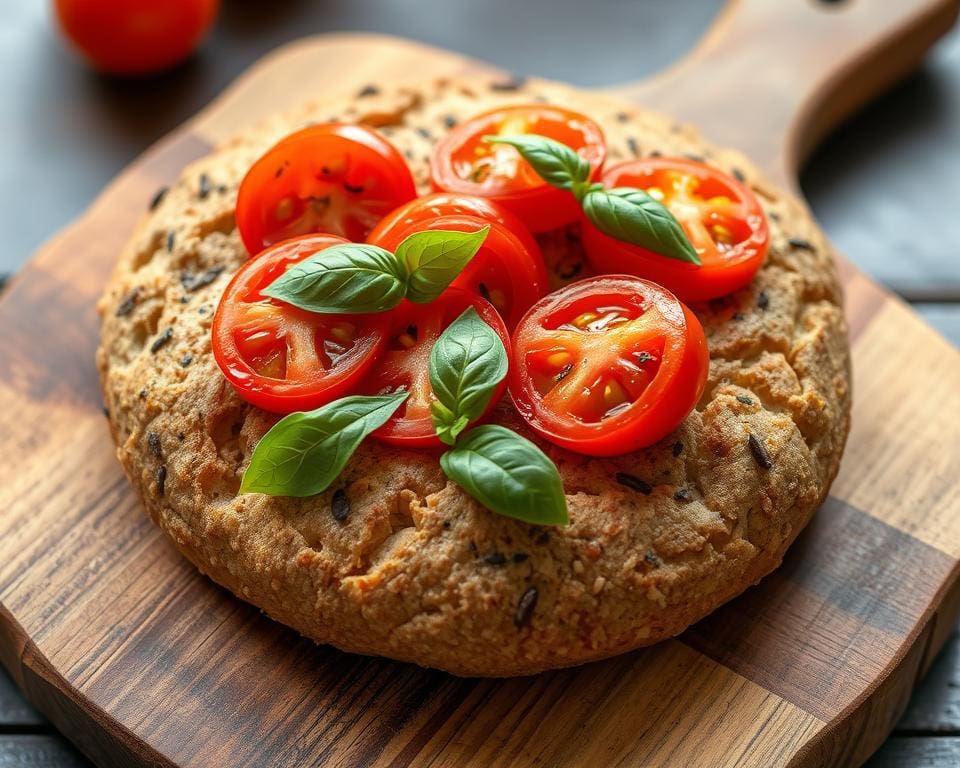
[
  {"x1": 509, "y1": 276, "x2": 708, "y2": 456},
  {"x1": 581, "y1": 158, "x2": 769, "y2": 302},
  {"x1": 430, "y1": 105, "x2": 606, "y2": 233},
  {"x1": 235, "y1": 124, "x2": 416, "y2": 255},
  {"x1": 367, "y1": 193, "x2": 549, "y2": 329},
  {"x1": 363, "y1": 289, "x2": 511, "y2": 447},
  {"x1": 212, "y1": 234, "x2": 389, "y2": 413}
]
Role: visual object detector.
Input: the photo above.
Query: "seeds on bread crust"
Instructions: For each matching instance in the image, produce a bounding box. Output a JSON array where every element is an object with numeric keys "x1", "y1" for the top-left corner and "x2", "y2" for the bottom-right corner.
[{"x1": 96, "y1": 76, "x2": 850, "y2": 676}]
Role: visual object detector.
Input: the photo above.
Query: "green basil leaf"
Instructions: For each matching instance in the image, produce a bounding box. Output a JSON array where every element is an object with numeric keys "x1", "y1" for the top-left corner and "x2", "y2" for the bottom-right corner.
[
  {"x1": 262, "y1": 243, "x2": 408, "y2": 313},
  {"x1": 483, "y1": 134, "x2": 591, "y2": 191},
  {"x1": 440, "y1": 425, "x2": 568, "y2": 525},
  {"x1": 240, "y1": 393, "x2": 407, "y2": 497},
  {"x1": 397, "y1": 227, "x2": 490, "y2": 304},
  {"x1": 581, "y1": 186, "x2": 701, "y2": 265},
  {"x1": 429, "y1": 306, "x2": 509, "y2": 446}
]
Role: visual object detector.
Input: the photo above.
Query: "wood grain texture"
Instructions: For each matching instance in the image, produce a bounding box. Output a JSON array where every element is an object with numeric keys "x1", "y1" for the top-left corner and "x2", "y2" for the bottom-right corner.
[{"x1": 1, "y1": 1, "x2": 960, "y2": 767}]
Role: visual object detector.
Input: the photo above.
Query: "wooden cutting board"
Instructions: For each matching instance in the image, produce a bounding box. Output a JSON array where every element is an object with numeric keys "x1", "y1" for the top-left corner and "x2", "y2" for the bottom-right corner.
[{"x1": 2, "y1": 1, "x2": 960, "y2": 766}]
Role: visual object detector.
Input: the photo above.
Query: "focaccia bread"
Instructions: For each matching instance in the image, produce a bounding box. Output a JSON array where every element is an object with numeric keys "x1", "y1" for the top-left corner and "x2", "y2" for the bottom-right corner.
[{"x1": 97, "y1": 76, "x2": 850, "y2": 676}]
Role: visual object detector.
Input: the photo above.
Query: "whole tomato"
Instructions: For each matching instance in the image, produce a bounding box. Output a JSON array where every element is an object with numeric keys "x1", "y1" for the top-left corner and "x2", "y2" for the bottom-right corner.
[{"x1": 54, "y1": 0, "x2": 220, "y2": 76}]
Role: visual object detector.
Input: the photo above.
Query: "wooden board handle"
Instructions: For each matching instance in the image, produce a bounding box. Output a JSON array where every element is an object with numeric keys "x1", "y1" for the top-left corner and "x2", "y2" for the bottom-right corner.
[{"x1": 610, "y1": 0, "x2": 959, "y2": 188}]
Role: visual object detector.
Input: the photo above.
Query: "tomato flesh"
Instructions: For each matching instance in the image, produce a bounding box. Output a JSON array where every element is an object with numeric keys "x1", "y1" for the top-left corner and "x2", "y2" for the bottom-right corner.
[
  {"x1": 364, "y1": 290, "x2": 512, "y2": 447},
  {"x1": 510, "y1": 276, "x2": 708, "y2": 456},
  {"x1": 236, "y1": 124, "x2": 416, "y2": 255},
  {"x1": 212, "y1": 235, "x2": 389, "y2": 413},
  {"x1": 367, "y1": 193, "x2": 549, "y2": 329},
  {"x1": 430, "y1": 106, "x2": 606, "y2": 232},
  {"x1": 581, "y1": 158, "x2": 769, "y2": 302}
]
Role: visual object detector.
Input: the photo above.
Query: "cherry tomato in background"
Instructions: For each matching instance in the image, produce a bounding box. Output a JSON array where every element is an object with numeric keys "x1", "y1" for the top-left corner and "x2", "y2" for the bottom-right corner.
[
  {"x1": 236, "y1": 124, "x2": 416, "y2": 255},
  {"x1": 367, "y1": 193, "x2": 549, "y2": 329},
  {"x1": 509, "y1": 275, "x2": 708, "y2": 457},
  {"x1": 212, "y1": 235, "x2": 389, "y2": 414},
  {"x1": 363, "y1": 289, "x2": 512, "y2": 448},
  {"x1": 54, "y1": 0, "x2": 220, "y2": 76},
  {"x1": 581, "y1": 158, "x2": 769, "y2": 303},
  {"x1": 430, "y1": 105, "x2": 606, "y2": 233}
]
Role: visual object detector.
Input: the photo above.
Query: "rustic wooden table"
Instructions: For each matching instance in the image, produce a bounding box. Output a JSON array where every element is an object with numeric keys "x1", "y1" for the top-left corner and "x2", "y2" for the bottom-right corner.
[{"x1": 1, "y1": 1, "x2": 957, "y2": 765}]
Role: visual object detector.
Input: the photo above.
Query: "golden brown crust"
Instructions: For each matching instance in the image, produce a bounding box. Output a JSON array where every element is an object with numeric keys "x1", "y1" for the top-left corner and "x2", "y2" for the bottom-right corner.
[{"x1": 96, "y1": 76, "x2": 850, "y2": 676}]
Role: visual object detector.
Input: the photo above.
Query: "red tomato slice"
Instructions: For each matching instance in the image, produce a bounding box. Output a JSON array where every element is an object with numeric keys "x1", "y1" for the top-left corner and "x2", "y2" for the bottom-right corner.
[
  {"x1": 581, "y1": 158, "x2": 769, "y2": 302},
  {"x1": 430, "y1": 105, "x2": 606, "y2": 233},
  {"x1": 510, "y1": 275, "x2": 708, "y2": 456},
  {"x1": 367, "y1": 193, "x2": 549, "y2": 329},
  {"x1": 212, "y1": 234, "x2": 389, "y2": 413},
  {"x1": 236, "y1": 124, "x2": 416, "y2": 255},
  {"x1": 363, "y1": 290, "x2": 512, "y2": 447}
]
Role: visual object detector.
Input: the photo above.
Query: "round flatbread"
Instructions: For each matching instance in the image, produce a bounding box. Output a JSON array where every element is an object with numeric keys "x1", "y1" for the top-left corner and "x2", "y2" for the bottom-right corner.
[{"x1": 97, "y1": 76, "x2": 850, "y2": 676}]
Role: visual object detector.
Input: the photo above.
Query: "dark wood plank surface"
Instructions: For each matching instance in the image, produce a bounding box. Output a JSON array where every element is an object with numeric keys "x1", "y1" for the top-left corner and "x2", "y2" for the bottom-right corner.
[{"x1": 1, "y1": 1, "x2": 959, "y2": 766}]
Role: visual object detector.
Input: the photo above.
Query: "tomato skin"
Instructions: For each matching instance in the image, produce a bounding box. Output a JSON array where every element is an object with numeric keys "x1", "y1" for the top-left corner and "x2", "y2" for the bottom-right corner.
[
  {"x1": 364, "y1": 290, "x2": 512, "y2": 448},
  {"x1": 509, "y1": 275, "x2": 708, "y2": 457},
  {"x1": 367, "y1": 194, "x2": 549, "y2": 329},
  {"x1": 581, "y1": 158, "x2": 769, "y2": 303},
  {"x1": 212, "y1": 234, "x2": 389, "y2": 414},
  {"x1": 54, "y1": 0, "x2": 219, "y2": 75},
  {"x1": 236, "y1": 124, "x2": 416, "y2": 256},
  {"x1": 430, "y1": 105, "x2": 606, "y2": 233}
]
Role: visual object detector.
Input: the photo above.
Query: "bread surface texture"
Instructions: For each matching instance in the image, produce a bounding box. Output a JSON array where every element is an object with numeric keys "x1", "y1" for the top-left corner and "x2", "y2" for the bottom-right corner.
[{"x1": 97, "y1": 76, "x2": 850, "y2": 676}]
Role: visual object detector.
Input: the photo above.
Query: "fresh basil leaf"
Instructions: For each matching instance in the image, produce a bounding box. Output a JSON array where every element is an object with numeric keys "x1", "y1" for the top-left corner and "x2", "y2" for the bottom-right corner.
[
  {"x1": 429, "y1": 307, "x2": 509, "y2": 446},
  {"x1": 440, "y1": 425, "x2": 568, "y2": 525},
  {"x1": 262, "y1": 243, "x2": 408, "y2": 313},
  {"x1": 581, "y1": 186, "x2": 700, "y2": 265},
  {"x1": 397, "y1": 227, "x2": 490, "y2": 304},
  {"x1": 483, "y1": 134, "x2": 591, "y2": 191},
  {"x1": 240, "y1": 393, "x2": 407, "y2": 497}
]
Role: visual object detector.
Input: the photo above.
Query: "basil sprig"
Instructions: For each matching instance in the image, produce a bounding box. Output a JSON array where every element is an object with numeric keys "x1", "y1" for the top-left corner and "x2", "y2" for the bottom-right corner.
[
  {"x1": 240, "y1": 393, "x2": 407, "y2": 497},
  {"x1": 240, "y1": 272, "x2": 570, "y2": 527},
  {"x1": 485, "y1": 134, "x2": 699, "y2": 265},
  {"x1": 263, "y1": 228, "x2": 490, "y2": 314},
  {"x1": 429, "y1": 307, "x2": 509, "y2": 446},
  {"x1": 426, "y1": 307, "x2": 568, "y2": 525},
  {"x1": 440, "y1": 425, "x2": 568, "y2": 525}
]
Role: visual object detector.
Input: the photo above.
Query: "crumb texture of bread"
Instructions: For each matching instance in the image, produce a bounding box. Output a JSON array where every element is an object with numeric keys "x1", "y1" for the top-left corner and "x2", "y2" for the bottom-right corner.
[{"x1": 97, "y1": 77, "x2": 850, "y2": 676}]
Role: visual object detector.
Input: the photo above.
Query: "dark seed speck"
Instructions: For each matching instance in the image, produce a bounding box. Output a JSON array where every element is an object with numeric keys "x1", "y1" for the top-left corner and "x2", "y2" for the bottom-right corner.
[
  {"x1": 147, "y1": 431, "x2": 162, "y2": 458},
  {"x1": 644, "y1": 551, "x2": 661, "y2": 567},
  {"x1": 626, "y1": 137, "x2": 640, "y2": 157},
  {"x1": 748, "y1": 433, "x2": 773, "y2": 469},
  {"x1": 181, "y1": 266, "x2": 224, "y2": 293},
  {"x1": 357, "y1": 84, "x2": 380, "y2": 97},
  {"x1": 148, "y1": 186, "x2": 168, "y2": 211},
  {"x1": 513, "y1": 553, "x2": 529, "y2": 563},
  {"x1": 757, "y1": 290, "x2": 770, "y2": 310},
  {"x1": 672, "y1": 440, "x2": 684, "y2": 457},
  {"x1": 616, "y1": 472, "x2": 652, "y2": 494},
  {"x1": 115, "y1": 288, "x2": 140, "y2": 317},
  {"x1": 484, "y1": 552, "x2": 508, "y2": 566},
  {"x1": 180, "y1": 354, "x2": 193, "y2": 368},
  {"x1": 331, "y1": 489, "x2": 350, "y2": 521},
  {"x1": 416, "y1": 126, "x2": 432, "y2": 140},
  {"x1": 732, "y1": 168, "x2": 746, "y2": 182},
  {"x1": 150, "y1": 327, "x2": 173, "y2": 354},
  {"x1": 443, "y1": 115, "x2": 457, "y2": 129},
  {"x1": 616, "y1": 111, "x2": 630, "y2": 123},
  {"x1": 491, "y1": 76, "x2": 526, "y2": 92},
  {"x1": 674, "y1": 488, "x2": 693, "y2": 503},
  {"x1": 166, "y1": 231, "x2": 175, "y2": 252},
  {"x1": 156, "y1": 466, "x2": 167, "y2": 496},
  {"x1": 736, "y1": 395, "x2": 754, "y2": 406},
  {"x1": 684, "y1": 152, "x2": 706, "y2": 162},
  {"x1": 514, "y1": 586, "x2": 538, "y2": 628},
  {"x1": 198, "y1": 173, "x2": 211, "y2": 200},
  {"x1": 788, "y1": 237, "x2": 814, "y2": 251}
]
